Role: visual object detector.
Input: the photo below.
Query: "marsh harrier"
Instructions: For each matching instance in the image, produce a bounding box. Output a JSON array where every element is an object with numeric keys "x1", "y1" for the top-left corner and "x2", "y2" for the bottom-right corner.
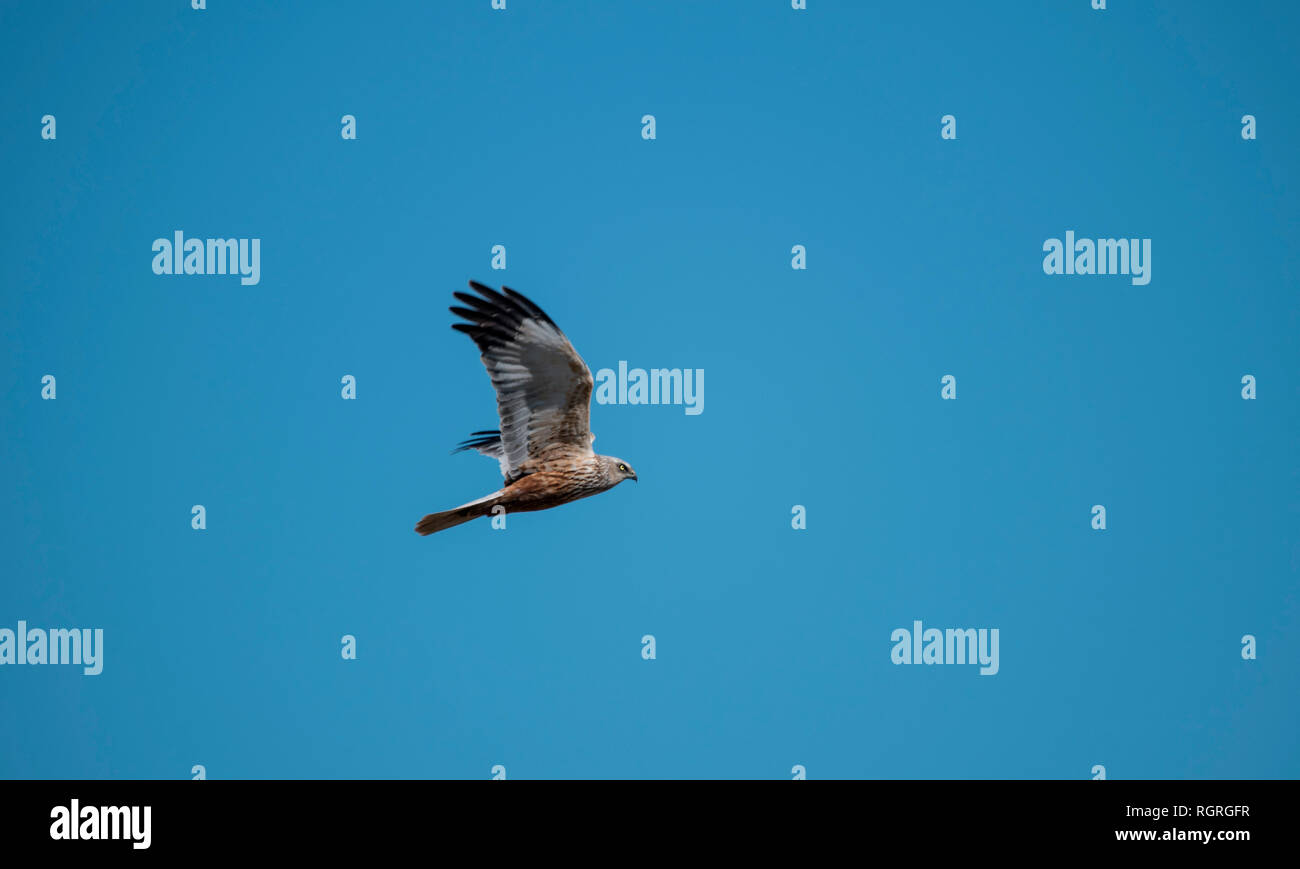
[{"x1": 415, "y1": 282, "x2": 637, "y2": 535}]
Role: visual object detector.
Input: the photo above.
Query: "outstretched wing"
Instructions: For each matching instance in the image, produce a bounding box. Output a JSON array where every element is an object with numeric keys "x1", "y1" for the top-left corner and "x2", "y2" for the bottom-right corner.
[{"x1": 450, "y1": 282, "x2": 594, "y2": 477}]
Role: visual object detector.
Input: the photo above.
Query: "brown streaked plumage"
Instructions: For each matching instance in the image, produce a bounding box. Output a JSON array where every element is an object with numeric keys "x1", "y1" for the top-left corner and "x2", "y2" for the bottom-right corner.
[{"x1": 414, "y1": 281, "x2": 637, "y2": 536}]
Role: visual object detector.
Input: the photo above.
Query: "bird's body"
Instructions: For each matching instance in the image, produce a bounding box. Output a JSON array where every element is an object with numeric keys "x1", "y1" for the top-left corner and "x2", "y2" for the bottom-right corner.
[
  {"x1": 492, "y1": 459, "x2": 616, "y2": 510},
  {"x1": 415, "y1": 282, "x2": 637, "y2": 535}
]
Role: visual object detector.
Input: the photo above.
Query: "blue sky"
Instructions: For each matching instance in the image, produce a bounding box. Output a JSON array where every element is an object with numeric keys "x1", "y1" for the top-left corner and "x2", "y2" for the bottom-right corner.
[{"x1": 1, "y1": 0, "x2": 1296, "y2": 778}]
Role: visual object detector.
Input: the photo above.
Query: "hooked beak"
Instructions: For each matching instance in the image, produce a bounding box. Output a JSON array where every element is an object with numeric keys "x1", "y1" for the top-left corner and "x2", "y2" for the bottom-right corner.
[{"x1": 630, "y1": 472, "x2": 638, "y2": 482}]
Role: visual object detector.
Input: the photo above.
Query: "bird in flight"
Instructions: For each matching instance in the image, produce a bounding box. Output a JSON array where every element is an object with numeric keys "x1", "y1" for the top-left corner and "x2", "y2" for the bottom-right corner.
[{"x1": 415, "y1": 281, "x2": 638, "y2": 535}]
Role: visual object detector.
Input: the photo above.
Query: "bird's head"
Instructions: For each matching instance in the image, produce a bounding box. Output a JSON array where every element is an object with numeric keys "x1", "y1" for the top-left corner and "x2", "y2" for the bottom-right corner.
[{"x1": 600, "y1": 456, "x2": 638, "y2": 485}]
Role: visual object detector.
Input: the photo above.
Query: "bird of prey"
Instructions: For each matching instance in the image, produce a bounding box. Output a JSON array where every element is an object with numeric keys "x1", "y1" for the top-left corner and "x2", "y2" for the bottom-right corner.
[{"x1": 415, "y1": 281, "x2": 638, "y2": 535}]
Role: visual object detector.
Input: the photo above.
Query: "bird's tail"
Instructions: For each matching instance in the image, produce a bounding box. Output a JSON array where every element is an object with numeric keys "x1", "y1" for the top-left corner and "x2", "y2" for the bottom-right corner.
[{"x1": 414, "y1": 491, "x2": 504, "y2": 536}]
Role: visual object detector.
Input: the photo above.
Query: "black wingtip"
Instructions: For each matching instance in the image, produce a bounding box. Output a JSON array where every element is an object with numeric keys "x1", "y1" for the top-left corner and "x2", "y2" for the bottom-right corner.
[
  {"x1": 451, "y1": 430, "x2": 503, "y2": 454},
  {"x1": 467, "y1": 281, "x2": 508, "y2": 304},
  {"x1": 501, "y1": 286, "x2": 555, "y2": 326},
  {"x1": 459, "y1": 281, "x2": 557, "y2": 329}
]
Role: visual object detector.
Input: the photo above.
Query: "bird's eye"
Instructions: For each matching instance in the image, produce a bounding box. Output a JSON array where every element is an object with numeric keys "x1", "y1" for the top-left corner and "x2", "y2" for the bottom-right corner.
[{"x1": 618, "y1": 464, "x2": 627, "y2": 472}]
